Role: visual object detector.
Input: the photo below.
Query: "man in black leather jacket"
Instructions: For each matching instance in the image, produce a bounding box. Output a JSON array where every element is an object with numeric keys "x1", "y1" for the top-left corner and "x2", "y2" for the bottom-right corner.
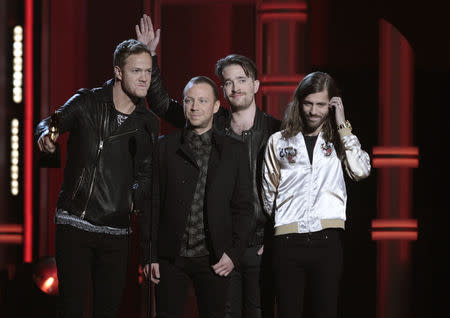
[
  {"x1": 35, "y1": 39, "x2": 158, "y2": 318},
  {"x1": 136, "y1": 14, "x2": 280, "y2": 318}
]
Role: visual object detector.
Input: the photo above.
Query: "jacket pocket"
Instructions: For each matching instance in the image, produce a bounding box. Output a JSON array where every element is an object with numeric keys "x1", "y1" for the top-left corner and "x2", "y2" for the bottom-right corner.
[
  {"x1": 72, "y1": 168, "x2": 86, "y2": 199},
  {"x1": 275, "y1": 194, "x2": 293, "y2": 210},
  {"x1": 326, "y1": 189, "x2": 345, "y2": 205}
]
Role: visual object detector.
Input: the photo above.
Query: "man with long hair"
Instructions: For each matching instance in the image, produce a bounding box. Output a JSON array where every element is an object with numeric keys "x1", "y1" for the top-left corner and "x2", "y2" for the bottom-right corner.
[{"x1": 262, "y1": 72, "x2": 371, "y2": 318}]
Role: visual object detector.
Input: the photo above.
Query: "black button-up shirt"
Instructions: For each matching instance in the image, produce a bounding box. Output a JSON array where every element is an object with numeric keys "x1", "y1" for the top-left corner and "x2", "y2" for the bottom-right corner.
[{"x1": 179, "y1": 129, "x2": 212, "y2": 257}]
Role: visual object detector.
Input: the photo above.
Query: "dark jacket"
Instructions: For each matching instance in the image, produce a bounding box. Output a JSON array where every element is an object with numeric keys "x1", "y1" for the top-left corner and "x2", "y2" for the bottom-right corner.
[
  {"x1": 146, "y1": 55, "x2": 281, "y2": 246},
  {"x1": 35, "y1": 79, "x2": 159, "y2": 228},
  {"x1": 149, "y1": 129, "x2": 253, "y2": 266}
]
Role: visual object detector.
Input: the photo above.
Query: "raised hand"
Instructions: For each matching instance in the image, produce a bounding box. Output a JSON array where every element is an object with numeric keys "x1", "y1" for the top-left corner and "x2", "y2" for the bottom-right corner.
[
  {"x1": 329, "y1": 96, "x2": 346, "y2": 126},
  {"x1": 135, "y1": 14, "x2": 161, "y2": 55}
]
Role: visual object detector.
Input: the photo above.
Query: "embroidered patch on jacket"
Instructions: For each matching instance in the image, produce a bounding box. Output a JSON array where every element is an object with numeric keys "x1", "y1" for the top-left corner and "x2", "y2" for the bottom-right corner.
[
  {"x1": 321, "y1": 142, "x2": 333, "y2": 156},
  {"x1": 279, "y1": 147, "x2": 298, "y2": 163}
]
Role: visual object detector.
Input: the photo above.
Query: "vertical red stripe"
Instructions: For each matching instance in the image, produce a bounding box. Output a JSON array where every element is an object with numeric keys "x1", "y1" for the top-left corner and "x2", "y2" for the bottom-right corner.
[
  {"x1": 255, "y1": 5, "x2": 262, "y2": 109},
  {"x1": 399, "y1": 28, "x2": 414, "y2": 262},
  {"x1": 377, "y1": 242, "x2": 387, "y2": 318},
  {"x1": 272, "y1": 22, "x2": 279, "y2": 74},
  {"x1": 378, "y1": 169, "x2": 390, "y2": 218},
  {"x1": 379, "y1": 20, "x2": 392, "y2": 145},
  {"x1": 288, "y1": 20, "x2": 295, "y2": 74},
  {"x1": 400, "y1": 36, "x2": 413, "y2": 145},
  {"x1": 376, "y1": 19, "x2": 415, "y2": 317},
  {"x1": 24, "y1": 0, "x2": 34, "y2": 263}
]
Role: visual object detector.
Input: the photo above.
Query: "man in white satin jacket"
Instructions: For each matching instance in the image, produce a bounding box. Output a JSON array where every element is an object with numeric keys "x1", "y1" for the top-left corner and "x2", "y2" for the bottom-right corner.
[{"x1": 261, "y1": 71, "x2": 370, "y2": 318}]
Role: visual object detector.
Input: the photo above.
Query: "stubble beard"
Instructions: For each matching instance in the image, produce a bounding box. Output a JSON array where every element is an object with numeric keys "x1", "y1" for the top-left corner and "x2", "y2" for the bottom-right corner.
[{"x1": 226, "y1": 94, "x2": 254, "y2": 112}]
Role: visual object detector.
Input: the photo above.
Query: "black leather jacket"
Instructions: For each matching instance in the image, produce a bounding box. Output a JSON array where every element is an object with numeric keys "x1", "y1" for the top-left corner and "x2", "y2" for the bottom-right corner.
[
  {"x1": 146, "y1": 56, "x2": 281, "y2": 246},
  {"x1": 35, "y1": 79, "x2": 159, "y2": 228}
]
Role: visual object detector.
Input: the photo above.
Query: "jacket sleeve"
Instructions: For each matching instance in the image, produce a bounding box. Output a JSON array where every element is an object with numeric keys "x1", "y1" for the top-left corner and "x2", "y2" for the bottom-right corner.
[
  {"x1": 34, "y1": 91, "x2": 87, "y2": 142},
  {"x1": 226, "y1": 142, "x2": 254, "y2": 266},
  {"x1": 261, "y1": 134, "x2": 281, "y2": 216},
  {"x1": 338, "y1": 128, "x2": 371, "y2": 181},
  {"x1": 146, "y1": 55, "x2": 186, "y2": 128},
  {"x1": 34, "y1": 91, "x2": 88, "y2": 166}
]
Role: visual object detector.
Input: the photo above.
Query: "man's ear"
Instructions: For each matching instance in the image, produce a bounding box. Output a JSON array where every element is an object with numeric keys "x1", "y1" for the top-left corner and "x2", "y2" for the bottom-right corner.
[
  {"x1": 114, "y1": 65, "x2": 122, "y2": 81},
  {"x1": 213, "y1": 99, "x2": 220, "y2": 114},
  {"x1": 253, "y1": 79, "x2": 260, "y2": 94}
]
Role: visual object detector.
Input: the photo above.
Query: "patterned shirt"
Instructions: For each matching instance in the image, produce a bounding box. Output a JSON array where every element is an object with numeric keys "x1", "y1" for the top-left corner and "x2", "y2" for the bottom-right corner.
[{"x1": 179, "y1": 129, "x2": 212, "y2": 257}]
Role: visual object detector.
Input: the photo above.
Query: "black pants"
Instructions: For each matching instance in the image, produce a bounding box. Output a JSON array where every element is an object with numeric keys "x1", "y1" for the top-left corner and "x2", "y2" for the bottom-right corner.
[
  {"x1": 224, "y1": 245, "x2": 275, "y2": 318},
  {"x1": 273, "y1": 229, "x2": 343, "y2": 318},
  {"x1": 55, "y1": 225, "x2": 129, "y2": 318},
  {"x1": 225, "y1": 246, "x2": 262, "y2": 318},
  {"x1": 155, "y1": 256, "x2": 230, "y2": 318}
]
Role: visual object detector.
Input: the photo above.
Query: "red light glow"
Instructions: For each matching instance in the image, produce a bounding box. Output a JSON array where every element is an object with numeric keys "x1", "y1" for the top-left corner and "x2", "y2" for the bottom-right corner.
[
  {"x1": 371, "y1": 231, "x2": 418, "y2": 241},
  {"x1": 0, "y1": 224, "x2": 23, "y2": 233},
  {"x1": 372, "y1": 219, "x2": 418, "y2": 228},
  {"x1": 372, "y1": 158, "x2": 418, "y2": 168},
  {"x1": 260, "y1": 13, "x2": 307, "y2": 22},
  {"x1": 372, "y1": 146, "x2": 419, "y2": 156},
  {"x1": 259, "y1": 3, "x2": 308, "y2": 11},
  {"x1": 24, "y1": 0, "x2": 34, "y2": 263},
  {"x1": 33, "y1": 257, "x2": 59, "y2": 296},
  {"x1": 0, "y1": 234, "x2": 23, "y2": 244}
]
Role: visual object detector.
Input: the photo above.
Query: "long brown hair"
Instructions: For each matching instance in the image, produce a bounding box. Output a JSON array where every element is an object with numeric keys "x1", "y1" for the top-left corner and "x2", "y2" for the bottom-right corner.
[{"x1": 282, "y1": 72, "x2": 343, "y2": 156}]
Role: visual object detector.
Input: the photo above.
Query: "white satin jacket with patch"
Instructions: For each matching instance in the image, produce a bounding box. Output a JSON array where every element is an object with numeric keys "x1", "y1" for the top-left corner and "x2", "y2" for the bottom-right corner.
[{"x1": 262, "y1": 129, "x2": 371, "y2": 233}]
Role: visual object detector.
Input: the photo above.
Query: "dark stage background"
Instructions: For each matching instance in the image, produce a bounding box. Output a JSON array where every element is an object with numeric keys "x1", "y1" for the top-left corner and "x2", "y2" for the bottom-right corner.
[{"x1": 0, "y1": 0, "x2": 448, "y2": 317}]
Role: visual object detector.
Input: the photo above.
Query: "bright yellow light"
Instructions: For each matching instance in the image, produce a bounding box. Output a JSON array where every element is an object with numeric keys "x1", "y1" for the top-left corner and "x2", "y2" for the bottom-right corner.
[
  {"x1": 14, "y1": 33, "x2": 23, "y2": 42},
  {"x1": 13, "y1": 72, "x2": 23, "y2": 80},
  {"x1": 13, "y1": 48, "x2": 23, "y2": 57},
  {"x1": 13, "y1": 42, "x2": 23, "y2": 50},
  {"x1": 13, "y1": 64, "x2": 22, "y2": 72},
  {"x1": 13, "y1": 26, "x2": 23, "y2": 34}
]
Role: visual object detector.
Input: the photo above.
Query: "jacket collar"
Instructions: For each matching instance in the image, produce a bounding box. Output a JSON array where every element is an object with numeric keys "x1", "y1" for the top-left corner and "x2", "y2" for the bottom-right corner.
[
  {"x1": 223, "y1": 105, "x2": 265, "y2": 132},
  {"x1": 100, "y1": 79, "x2": 148, "y2": 115},
  {"x1": 177, "y1": 128, "x2": 224, "y2": 166},
  {"x1": 179, "y1": 128, "x2": 224, "y2": 151}
]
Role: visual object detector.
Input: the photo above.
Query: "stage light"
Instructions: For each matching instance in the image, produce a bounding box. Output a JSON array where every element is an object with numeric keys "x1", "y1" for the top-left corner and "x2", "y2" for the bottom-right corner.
[
  {"x1": 32, "y1": 256, "x2": 59, "y2": 296},
  {"x1": 13, "y1": 25, "x2": 23, "y2": 104},
  {"x1": 11, "y1": 118, "x2": 20, "y2": 195}
]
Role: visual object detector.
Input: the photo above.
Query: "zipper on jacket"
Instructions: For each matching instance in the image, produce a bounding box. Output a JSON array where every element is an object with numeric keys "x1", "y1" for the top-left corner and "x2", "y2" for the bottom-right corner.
[
  {"x1": 71, "y1": 168, "x2": 86, "y2": 200},
  {"x1": 243, "y1": 130, "x2": 253, "y2": 167},
  {"x1": 79, "y1": 129, "x2": 138, "y2": 220}
]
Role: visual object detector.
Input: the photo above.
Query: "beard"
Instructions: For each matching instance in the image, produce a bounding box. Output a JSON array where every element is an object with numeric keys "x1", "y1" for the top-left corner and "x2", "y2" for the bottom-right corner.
[
  {"x1": 225, "y1": 94, "x2": 253, "y2": 111},
  {"x1": 303, "y1": 113, "x2": 329, "y2": 134}
]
